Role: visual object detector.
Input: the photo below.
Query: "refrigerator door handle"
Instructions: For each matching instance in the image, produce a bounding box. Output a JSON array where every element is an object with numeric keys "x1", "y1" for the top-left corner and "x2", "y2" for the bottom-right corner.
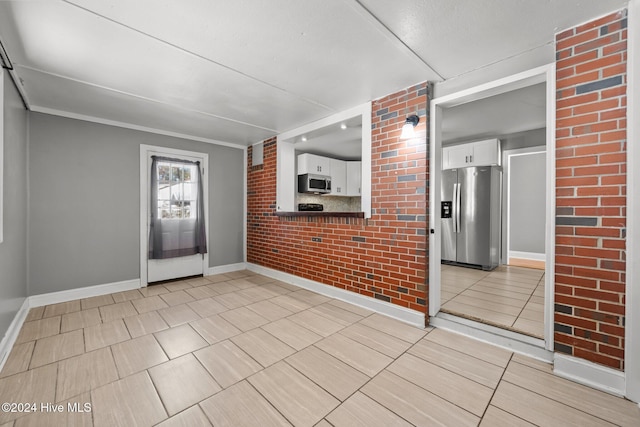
[
  {"x1": 456, "y1": 182, "x2": 462, "y2": 233},
  {"x1": 452, "y1": 183, "x2": 458, "y2": 233}
]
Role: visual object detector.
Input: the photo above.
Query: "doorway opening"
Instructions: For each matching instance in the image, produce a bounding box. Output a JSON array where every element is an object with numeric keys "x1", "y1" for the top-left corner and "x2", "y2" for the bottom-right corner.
[
  {"x1": 429, "y1": 65, "x2": 555, "y2": 354},
  {"x1": 140, "y1": 145, "x2": 209, "y2": 287}
]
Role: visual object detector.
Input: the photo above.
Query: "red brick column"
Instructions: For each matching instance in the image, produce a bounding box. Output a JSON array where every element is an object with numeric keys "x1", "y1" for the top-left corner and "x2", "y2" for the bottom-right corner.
[
  {"x1": 555, "y1": 10, "x2": 627, "y2": 369},
  {"x1": 247, "y1": 83, "x2": 429, "y2": 319}
]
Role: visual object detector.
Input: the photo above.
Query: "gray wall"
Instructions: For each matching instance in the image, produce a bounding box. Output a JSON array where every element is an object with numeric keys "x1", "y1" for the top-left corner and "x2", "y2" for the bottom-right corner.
[
  {"x1": 508, "y1": 150, "x2": 546, "y2": 254},
  {"x1": 0, "y1": 72, "x2": 28, "y2": 339},
  {"x1": 28, "y1": 113, "x2": 244, "y2": 295}
]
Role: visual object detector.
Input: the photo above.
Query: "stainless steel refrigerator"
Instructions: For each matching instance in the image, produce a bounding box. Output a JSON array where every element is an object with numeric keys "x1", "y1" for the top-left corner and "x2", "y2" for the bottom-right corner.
[{"x1": 441, "y1": 166, "x2": 502, "y2": 270}]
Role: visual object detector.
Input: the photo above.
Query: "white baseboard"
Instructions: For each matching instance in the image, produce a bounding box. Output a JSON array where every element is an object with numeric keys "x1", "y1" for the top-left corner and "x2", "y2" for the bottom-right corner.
[
  {"x1": 554, "y1": 353, "x2": 626, "y2": 397},
  {"x1": 0, "y1": 298, "x2": 30, "y2": 374},
  {"x1": 509, "y1": 251, "x2": 546, "y2": 261},
  {"x1": 246, "y1": 263, "x2": 426, "y2": 328},
  {"x1": 431, "y1": 312, "x2": 553, "y2": 363},
  {"x1": 28, "y1": 279, "x2": 141, "y2": 308},
  {"x1": 207, "y1": 262, "x2": 247, "y2": 276}
]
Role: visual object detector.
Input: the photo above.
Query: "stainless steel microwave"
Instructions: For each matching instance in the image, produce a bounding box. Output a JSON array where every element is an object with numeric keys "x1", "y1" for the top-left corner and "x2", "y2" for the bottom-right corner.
[{"x1": 298, "y1": 173, "x2": 331, "y2": 194}]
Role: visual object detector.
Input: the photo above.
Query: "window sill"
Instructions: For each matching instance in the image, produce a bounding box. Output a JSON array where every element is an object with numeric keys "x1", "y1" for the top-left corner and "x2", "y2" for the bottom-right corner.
[{"x1": 274, "y1": 211, "x2": 365, "y2": 218}]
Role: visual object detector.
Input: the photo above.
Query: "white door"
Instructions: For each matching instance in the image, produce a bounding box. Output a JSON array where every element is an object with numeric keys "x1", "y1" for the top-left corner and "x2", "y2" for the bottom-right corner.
[{"x1": 140, "y1": 146, "x2": 209, "y2": 285}]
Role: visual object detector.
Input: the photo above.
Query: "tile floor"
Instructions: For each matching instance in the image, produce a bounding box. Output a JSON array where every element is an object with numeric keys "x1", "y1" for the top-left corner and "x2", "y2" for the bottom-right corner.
[
  {"x1": 441, "y1": 264, "x2": 545, "y2": 338},
  {"x1": 1, "y1": 270, "x2": 638, "y2": 426}
]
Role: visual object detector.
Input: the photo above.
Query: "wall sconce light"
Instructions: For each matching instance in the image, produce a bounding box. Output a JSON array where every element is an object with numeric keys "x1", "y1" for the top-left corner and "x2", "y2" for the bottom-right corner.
[{"x1": 400, "y1": 115, "x2": 420, "y2": 139}]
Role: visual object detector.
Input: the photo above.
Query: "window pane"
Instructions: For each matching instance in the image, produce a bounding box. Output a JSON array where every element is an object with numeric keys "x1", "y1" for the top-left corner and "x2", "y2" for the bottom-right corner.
[
  {"x1": 183, "y1": 201, "x2": 193, "y2": 218},
  {"x1": 157, "y1": 183, "x2": 170, "y2": 199},
  {"x1": 171, "y1": 166, "x2": 182, "y2": 182},
  {"x1": 183, "y1": 166, "x2": 194, "y2": 182},
  {"x1": 183, "y1": 182, "x2": 197, "y2": 200},
  {"x1": 171, "y1": 183, "x2": 183, "y2": 201},
  {"x1": 158, "y1": 164, "x2": 170, "y2": 182}
]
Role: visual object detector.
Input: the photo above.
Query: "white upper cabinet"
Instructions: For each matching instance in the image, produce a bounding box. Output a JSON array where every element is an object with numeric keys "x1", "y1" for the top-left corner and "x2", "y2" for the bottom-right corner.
[
  {"x1": 346, "y1": 161, "x2": 361, "y2": 196},
  {"x1": 298, "y1": 153, "x2": 331, "y2": 175},
  {"x1": 330, "y1": 159, "x2": 347, "y2": 195},
  {"x1": 442, "y1": 138, "x2": 500, "y2": 169}
]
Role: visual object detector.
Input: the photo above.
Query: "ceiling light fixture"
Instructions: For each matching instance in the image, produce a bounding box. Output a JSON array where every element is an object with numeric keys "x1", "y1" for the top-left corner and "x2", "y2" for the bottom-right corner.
[
  {"x1": 340, "y1": 123, "x2": 347, "y2": 130},
  {"x1": 400, "y1": 115, "x2": 420, "y2": 139},
  {"x1": 301, "y1": 136, "x2": 307, "y2": 142}
]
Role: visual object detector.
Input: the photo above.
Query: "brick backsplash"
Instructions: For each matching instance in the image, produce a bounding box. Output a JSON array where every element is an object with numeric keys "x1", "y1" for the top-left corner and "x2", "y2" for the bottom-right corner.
[{"x1": 554, "y1": 9, "x2": 627, "y2": 370}]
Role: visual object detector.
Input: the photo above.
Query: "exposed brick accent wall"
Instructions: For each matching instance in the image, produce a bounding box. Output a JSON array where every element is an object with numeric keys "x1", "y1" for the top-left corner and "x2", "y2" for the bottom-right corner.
[
  {"x1": 247, "y1": 83, "x2": 429, "y2": 317},
  {"x1": 555, "y1": 10, "x2": 627, "y2": 370}
]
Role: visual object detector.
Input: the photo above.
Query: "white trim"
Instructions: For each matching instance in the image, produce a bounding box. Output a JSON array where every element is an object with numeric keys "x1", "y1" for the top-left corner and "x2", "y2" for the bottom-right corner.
[
  {"x1": 246, "y1": 262, "x2": 426, "y2": 328},
  {"x1": 431, "y1": 312, "x2": 553, "y2": 363},
  {"x1": 554, "y1": 353, "x2": 626, "y2": 397},
  {"x1": 207, "y1": 262, "x2": 247, "y2": 276},
  {"x1": 626, "y1": 0, "x2": 640, "y2": 404},
  {"x1": 28, "y1": 279, "x2": 141, "y2": 308},
  {"x1": 0, "y1": 298, "x2": 29, "y2": 374},
  {"x1": 139, "y1": 145, "x2": 209, "y2": 287},
  {"x1": 508, "y1": 251, "x2": 546, "y2": 262},
  {"x1": 31, "y1": 106, "x2": 247, "y2": 150},
  {"x1": 429, "y1": 64, "x2": 555, "y2": 352}
]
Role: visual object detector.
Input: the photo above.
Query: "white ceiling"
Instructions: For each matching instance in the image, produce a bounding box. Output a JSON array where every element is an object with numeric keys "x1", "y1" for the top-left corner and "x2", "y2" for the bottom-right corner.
[{"x1": 0, "y1": 0, "x2": 628, "y2": 147}]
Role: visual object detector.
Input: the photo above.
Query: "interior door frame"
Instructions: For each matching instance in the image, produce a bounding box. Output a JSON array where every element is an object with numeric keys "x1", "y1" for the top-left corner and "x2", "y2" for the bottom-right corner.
[
  {"x1": 139, "y1": 144, "x2": 209, "y2": 287},
  {"x1": 428, "y1": 64, "x2": 556, "y2": 351}
]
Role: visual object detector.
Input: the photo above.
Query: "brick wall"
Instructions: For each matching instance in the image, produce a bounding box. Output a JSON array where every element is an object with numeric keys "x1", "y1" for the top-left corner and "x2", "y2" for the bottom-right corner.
[
  {"x1": 247, "y1": 83, "x2": 429, "y2": 317},
  {"x1": 555, "y1": 10, "x2": 627, "y2": 370}
]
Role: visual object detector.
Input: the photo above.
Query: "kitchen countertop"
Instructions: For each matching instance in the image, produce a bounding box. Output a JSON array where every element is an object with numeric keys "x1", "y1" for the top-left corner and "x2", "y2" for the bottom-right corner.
[{"x1": 275, "y1": 211, "x2": 365, "y2": 218}]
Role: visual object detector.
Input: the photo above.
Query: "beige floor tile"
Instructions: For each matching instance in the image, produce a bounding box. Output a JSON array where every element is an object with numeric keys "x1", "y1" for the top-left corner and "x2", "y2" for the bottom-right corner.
[
  {"x1": 315, "y1": 421, "x2": 332, "y2": 427},
  {"x1": 388, "y1": 353, "x2": 493, "y2": 417},
  {"x1": 480, "y1": 405, "x2": 536, "y2": 426},
  {"x1": 24, "y1": 306, "x2": 45, "y2": 322},
  {"x1": 408, "y1": 338, "x2": 505, "y2": 388},
  {"x1": 229, "y1": 278, "x2": 257, "y2": 290},
  {"x1": 91, "y1": 371, "x2": 167, "y2": 427},
  {"x1": 15, "y1": 317, "x2": 61, "y2": 344},
  {"x1": 111, "y1": 289, "x2": 143, "y2": 303},
  {"x1": 310, "y1": 303, "x2": 364, "y2": 325},
  {"x1": 61, "y1": 308, "x2": 101, "y2": 333},
  {"x1": 448, "y1": 293, "x2": 524, "y2": 316},
  {"x1": 13, "y1": 392, "x2": 93, "y2": 427},
  {"x1": 29, "y1": 329, "x2": 84, "y2": 369},
  {"x1": 288, "y1": 310, "x2": 344, "y2": 337},
  {"x1": 158, "y1": 304, "x2": 200, "y2": 327},
  {"x1": 246, "y1": 300, "x2": 293, "y2": 321},
  {"x1": 200, "y1": 380, "x2": 291, "y2": 427},
  {"x1": 512, "y1": 317, "x2": 544, "y2": 338},
  {"x1": 184, "y1": 285, "x2": 218, "y2": 300},
  {"x1": 43, "y1": 300, "x2": 81, "y2": 318},
  {"x1": 286, "y1": 345, "x2": 368, "y2": 401},
  {"x1": 503, "y1": 362, "x2": 640, "y2": 426},
  {"x1": 249, "y1": 361, "x2": 339, "y2": 427},
  {"x1": 491, "y1": 381, "x2": 618, "y2": 426},
  {"x1": 327, "y1": 391, "x2": 412, "y2": 427},
  {"x1": 424, "y1": 328, "x2": 513, "y2": 367},
  {"x1": 289, "y1": 289, "x2": 331, "y2": 306},
  {"x1": 163, "y1": 281, "x2": 193, "y2": 292},
  {"x1": 511, "y1": 353, "x2": 553, "y2": 374},
  {"x1": 56, "y1": 347, "x2": 119, "y2": 402},
  {"x1": 458, "y1": 288, "x2": 526, "y2": 307},
  {"x1": 123, "y1": 310, "x2": 169, "y2": 338},
  {"x1": 154, "y1": 324, "x2": 208, "y2": 359},
  {"x1": 0, "y1": 341, "x2": 34, "y2": 378},
  {"x1": 467, "y1": 283, "x2": 531, "y2": 300},
  {"x1": 246, "y1": 274, "x2": 275, "y2": 285},
  {"x1": 131, "y1": 295, "x2": 169, "y2": 313},
  {"x1": 238, "y1": 286, "x2": 279, "y2": 302},
  {"x1": 185, "y1": 276, "x2": 213, "y2": 287},
  {"x1": 187, "y1": 298, "x2": 228, "y2": 318},
  {"x1": 362, "y1": 370, "x2": 479, "y2": 427},
  {"x1": 231, "y1": 328, "x2": 296, "y2": 367},
  {"x1": 139, "y1": 284, "x2": 170, "y2": 296},
  {"x1": 269, "y1": 294, "x2": 313, "y2": 312},
  {"x1": 195, "y1": 340, "x2": 262, "y2": 388},
  {"x1": 190, "y1": 315, "x2": 242, "y2": 344},
  {"x1": 214, "y1": 292, "x2": 253, "y2": 309},
  {"x1": 99, "y1": 301, "x2": 138, "y2": 322},
  {"x1": 339, "y1": 322, "x2": 411, "y2": 358},
  {"x1": 84, "y1": 319, "x2": 130, "y2": 352},
  {"x1": 111, "y1": 334, "x2": 168, "y2": 377},
  {"x1": 327, "y1": 299, "x2": 374, "y2": 317},
  {"x1": 315, "y1": 333, "x2": 392, "y2": 377},
  {"x1": 0, "y1": 364, "x2": 57, "y2": 424},
  {"x1": 261, "y1": 318, "x2": 323, "y2": 351},
  {"x1": 262, "y1": 280, "x2": 298, "y2": 294},
  {"x1": 156, "y1": 404, "x2": 212, "y2": 427},
  {"x1": 205, "y1": 273, "x2": 232, "y2": 283},
  {"x1": 358, "y1": 314, "x2": 426, "y2": 343},
  {"x1": 220, "y1": 306, "x2": 269, "y2": 331},
  {"x1": 207, "y1": 282, "x2": 240, "y2": 295},
  {"x1": 80, "y1": 294, "x2": 115, "y2": 310},
  {"x1": 160, "y1": 290, "x2": 195, "y2": 307},
  {"x1": 149, "y1": 354, "x2": 221, "y2": 416}
]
